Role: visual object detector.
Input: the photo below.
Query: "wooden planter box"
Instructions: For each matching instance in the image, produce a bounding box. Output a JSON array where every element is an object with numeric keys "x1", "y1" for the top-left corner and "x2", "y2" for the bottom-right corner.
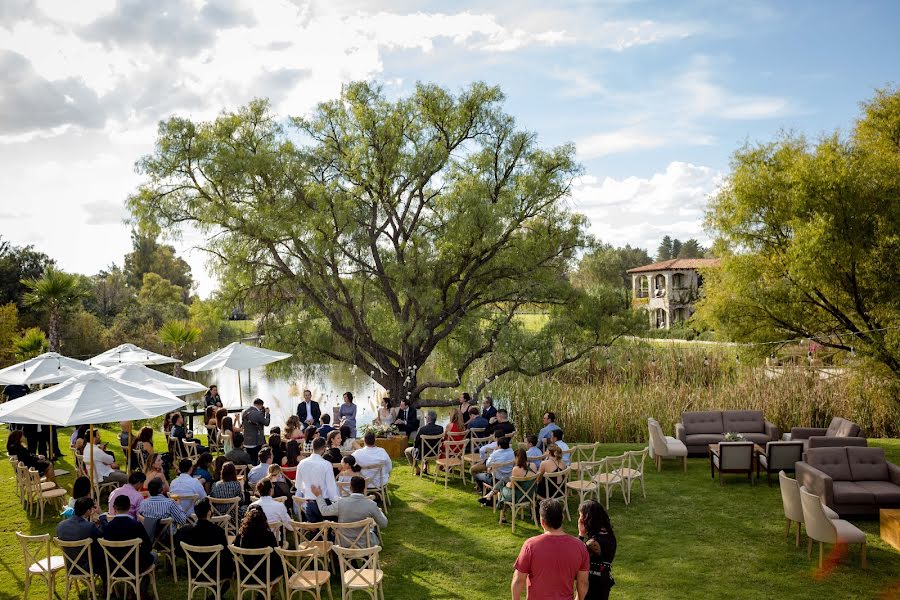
[{"x1": 374, "y1": 435, "x2": 409, "y2": 459}]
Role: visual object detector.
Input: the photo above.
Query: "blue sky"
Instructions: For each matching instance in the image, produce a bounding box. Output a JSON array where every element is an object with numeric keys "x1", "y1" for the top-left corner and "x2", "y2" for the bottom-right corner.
[{"x1": 0, "y1": 0, "x2": 897, "y2": 295}]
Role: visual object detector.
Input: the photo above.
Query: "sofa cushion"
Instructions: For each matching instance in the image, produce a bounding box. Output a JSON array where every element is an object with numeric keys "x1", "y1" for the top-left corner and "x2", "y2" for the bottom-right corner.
[
  {"x1": 806, "y1": 447, "x2": 852, "y2": 481},
  {"x1": 855, "y1": 481, "x2": 900, "y2": 504},
  {"x1": 740, "y1": 432, "x2": 772, "y2": 445},
  {"x1": 825, "y1": 417, "x2": 861, "y2": 438},
  {"x1": 723, "y1": 410, "x2": 765, "y2": 434},
  {"x1": 682, "y1": 411, "x2": 724, "y2": 435},
  {"x1": 685, "y1": 433, "x2": 725, "y2": 446},
  {"x1": 847, "y1": 447, "x2": 889, "y2": 481},
  {"x1": 825, "y1": 417, "x2": 844, "y2": 437},
  {"x1": 832, "y1": 481, "x2": 875, "y2": 505}
]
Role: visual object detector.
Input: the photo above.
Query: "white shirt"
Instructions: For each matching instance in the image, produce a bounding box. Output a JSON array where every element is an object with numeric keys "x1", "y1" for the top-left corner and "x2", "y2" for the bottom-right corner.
[
  {"x1": 352, "y1": 445, "x2": 393, "y2": 488},
  {"x1": 83, "y1": 443, "x2": 115, "y2": 483},
  {"x1": 250, "y1": 495, "x2": 293, "y2": 531},
  {"x1": 554, "y1": 440, "x2": 571, "y2": 466},
  {"x1": 169, "y1": 473, "x2": 207, "y2": 515},
  {"x1": 296, "y1": 453, "x2": 339, "y2": 501}
]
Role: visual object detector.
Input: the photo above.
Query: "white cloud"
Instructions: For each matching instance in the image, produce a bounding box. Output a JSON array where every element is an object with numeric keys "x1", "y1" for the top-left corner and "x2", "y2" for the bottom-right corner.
[
  {"x1": 571, "y1": 162, "x2": 723, "y2": 249},
  {"x1": 576, "y1": 128, "x2": 667, "y2": 159}
]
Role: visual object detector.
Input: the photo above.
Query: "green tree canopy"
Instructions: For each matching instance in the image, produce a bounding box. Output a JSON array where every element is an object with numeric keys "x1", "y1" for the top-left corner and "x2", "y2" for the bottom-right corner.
[
  {"x1": 128, "y1": 82, "x2": 636, "y2": 405},
  {"x1": 123, "y1": 230, "x2": 193, "y2": 301},
  {"x1": 573, "y1": 243, "x2": 652, "y2": 309},
  {"x1": 699, "y1": 86, "x2": 900, "y2": 378},
  {"x1": 0, "y1": 237, "x2": 54, "y2": 321},
  {"x1": 21, "y1": 266, "x2": 86, "y2": 352}
]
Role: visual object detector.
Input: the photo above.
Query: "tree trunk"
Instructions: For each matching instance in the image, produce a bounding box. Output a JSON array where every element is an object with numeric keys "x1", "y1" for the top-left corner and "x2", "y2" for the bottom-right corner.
[{"x1": 48, "y1": 308, "x2": 60, "y2": 352}]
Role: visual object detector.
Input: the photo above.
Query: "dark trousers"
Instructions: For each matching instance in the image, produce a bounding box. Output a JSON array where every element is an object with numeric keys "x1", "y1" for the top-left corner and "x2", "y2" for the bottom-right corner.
[
  {"x1": 246, "y1": 445, "x2": 260, "y2": 465},
  {"x1": 302, "y1": 500, "x2": 324, "y2": 523}
]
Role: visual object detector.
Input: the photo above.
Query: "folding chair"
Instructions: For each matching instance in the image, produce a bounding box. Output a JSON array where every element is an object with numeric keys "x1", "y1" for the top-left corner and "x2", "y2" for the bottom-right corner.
[
  {"x1": 229, "y1": 545, "x2": 283, "y2": 600},
  {"x1": 498, "y1": 474, "x2": 539, "y2": 533},
  {"x1": 180, "y1": 542, "x2": 227, "y2": 600},
  {"x1": 332, "y1": 545, "x2": 384, "y2": 600},
  {"x1": 54, "y1": 537, "x2": 100, "y2": 600},
  {"x1": 435, "y1": 439, "x2": 467, "y2": 488},
  {"x1": 594, "y1": 455, "x2": 626, "y2": 509},
  {"x1": 98, "y1": 538, "x2": 159, "y2": 600},
  {"x1": 276, "y1": 546, "x2": 333, "y2": 600},
  {"x1": 615, "y1": 448, "x2": 649, "y2": 503},
  {"x1": 288, "y1": 520, "x2": 332, "y2": 571},
  {"x1": 331, "y1": 518, "x2": 377, "y2": 550},
  {"x1": 539, "y1": 467, "x2": 571, "y2": 521},
  {"x1": 152, "y1": 517, "x2": 178, "y2": 582},
  {"x1": 16, "y1": 532, "x2": 65, "y2": 600}
]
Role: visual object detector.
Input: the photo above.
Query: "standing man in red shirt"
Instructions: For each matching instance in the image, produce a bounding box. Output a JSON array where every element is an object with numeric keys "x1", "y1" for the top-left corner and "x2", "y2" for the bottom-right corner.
[{"x1": 512, "y1": 498, "x2": 590, "y2": 600}]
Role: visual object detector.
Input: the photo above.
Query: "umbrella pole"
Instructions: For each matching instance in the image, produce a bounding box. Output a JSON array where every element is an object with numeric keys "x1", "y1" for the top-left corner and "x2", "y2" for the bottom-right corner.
[
  {"x1": 48, "y1": 425, "x2": 54, "y2": 461},
  {"x1": 126, "y1": 427, "x2": 131, "y2": 473},
  {"x1": 89, "y1": 427, "x2": 96, "y2": 500},
  {"x1": 238, "y1": 370, "x2": 243, "y2": 406}
]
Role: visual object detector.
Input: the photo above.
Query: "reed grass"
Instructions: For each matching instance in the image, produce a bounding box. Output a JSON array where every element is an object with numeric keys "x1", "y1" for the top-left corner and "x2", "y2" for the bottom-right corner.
[{"x1": 477, "y1": 346, "x2": 900, "y2": 443}]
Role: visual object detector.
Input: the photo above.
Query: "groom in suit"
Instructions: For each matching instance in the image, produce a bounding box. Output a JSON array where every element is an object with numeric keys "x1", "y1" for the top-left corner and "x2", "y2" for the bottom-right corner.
[
  {"x1": 296, "y1": 389, "x2": 321, "y2": 426},
  {"x1": 394, "y1": 399, "x2": 419, "y2": 437}
]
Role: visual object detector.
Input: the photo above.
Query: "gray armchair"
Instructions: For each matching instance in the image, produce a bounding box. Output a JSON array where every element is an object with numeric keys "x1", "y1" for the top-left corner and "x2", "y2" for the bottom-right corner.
[
  {"x1": 757, "y1": 441, "x2": 804, "y2": 486},
  {"x1": 710, "y1": 442, "x2": 754, "y2": 486}
]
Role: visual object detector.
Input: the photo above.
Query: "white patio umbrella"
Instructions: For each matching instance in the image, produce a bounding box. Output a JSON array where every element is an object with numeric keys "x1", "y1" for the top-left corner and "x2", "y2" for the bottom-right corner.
[
  {"x1": 101, "y1": 363, "x2": 208, "y2": 397},
  {"x1": 0, "y1": 352, "x2": 98, "y2": 385},
  {"x1": 182, "y1": 341, "x2": 291, "y2": 405},
  {"x1": 0, "y1": 370, "x2": 185, "y2": 485},
  {"x1": 88, "y1": 343, "x2": 181, "y2": 367}
]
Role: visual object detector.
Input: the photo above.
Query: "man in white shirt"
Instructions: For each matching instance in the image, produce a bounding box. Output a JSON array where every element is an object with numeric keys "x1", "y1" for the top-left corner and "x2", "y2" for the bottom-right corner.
[
  {"x1": 247, "y1": 447, "x2": 273, "y2": 488},
  {"x1": 169, "y1": 459, "x2": 207, "y2": 516},
  {"x1": 550, "y1": 429, "x2": 571, "y2": 466},
  {"x1": 296, "y1": 437, "x2": 339, "y2": 522},
  {"x1": 352, "y1": 432, "x2": 393, "y2": 489},
  {"x1": 83, "y1": 434, "x2": 127, "y2": 485},
  {"x1": 250, "y1": 479, "x2": 293, "y2": 534}
]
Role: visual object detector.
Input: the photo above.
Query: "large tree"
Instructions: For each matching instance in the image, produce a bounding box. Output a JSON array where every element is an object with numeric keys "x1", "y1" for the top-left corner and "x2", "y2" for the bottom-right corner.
[
  {"x1": 699, "y1": 86, "x2": 900, "y2": 378},
  {"x1": 129, "y1": 82, "x2": 635, "y2": 405},
  {"x1": 123, "y1": 230, "x2": 193, "y2": 302},
  {"x1": 573, "y1": 243, "x2": 652, "y2": 308},
  {"x1": 21, "y1": 266, "x2": 86, "y2": 352},
  {"x1": 0, "y1": 237, "x2": 54, "y2": 318}
]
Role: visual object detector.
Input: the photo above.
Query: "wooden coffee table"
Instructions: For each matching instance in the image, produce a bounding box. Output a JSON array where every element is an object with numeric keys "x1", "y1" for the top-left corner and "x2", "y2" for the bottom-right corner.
[{"x1": 881, "y1": 508, "x2": 900, "y2": 552}]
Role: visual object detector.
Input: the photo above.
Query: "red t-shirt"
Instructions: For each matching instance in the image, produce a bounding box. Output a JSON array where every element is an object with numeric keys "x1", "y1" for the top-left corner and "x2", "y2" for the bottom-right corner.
[{"x1": 514, "y1": 533, "x2": 590, "y2": 599}]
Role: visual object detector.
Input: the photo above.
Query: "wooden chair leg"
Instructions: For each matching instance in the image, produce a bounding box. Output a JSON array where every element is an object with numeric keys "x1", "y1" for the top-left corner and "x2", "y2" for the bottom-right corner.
[
  {"x1": 785, "y1": 518, "x2": 791, "y2": 538},
  {"x1": 818, "y1": 542, "x2": 824, "y2": 569},
  {"x1": 683, "y1": 456, "x2": 687, "y2": 473},
  {"x1": 860, "y1": 542, "x2": 867, "y2": 569},
  {"x1": 807, "y1": 536, "x2": 812, "y2": 559},
  {"x1": 795, "y1": 522, "x2": 801, "y2": 547}
]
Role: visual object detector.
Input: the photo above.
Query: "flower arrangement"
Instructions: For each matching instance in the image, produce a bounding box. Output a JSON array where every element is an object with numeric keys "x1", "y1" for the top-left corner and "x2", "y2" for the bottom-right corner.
[
  {"x1": 360, "y1": 423, "x2": 400, "y2": 438},
  {"x1": 189, "y1": 399, "x2": 201, "y2": 412},
  {"x1": 723, "y1": 432, "x2": 745, "y2": 442}
]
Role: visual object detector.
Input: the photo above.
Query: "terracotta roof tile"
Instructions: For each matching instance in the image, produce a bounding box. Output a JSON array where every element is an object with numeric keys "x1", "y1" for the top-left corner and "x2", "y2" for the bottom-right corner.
[{"x1": 626, "y1": 258, "x2": 721, "y2": 273}]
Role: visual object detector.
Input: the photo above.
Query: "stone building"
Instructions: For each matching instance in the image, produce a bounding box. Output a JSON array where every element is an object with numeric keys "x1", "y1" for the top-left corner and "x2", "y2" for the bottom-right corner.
[{"x1": 626, "y1": 258, "x2": 720, "y2": 329}]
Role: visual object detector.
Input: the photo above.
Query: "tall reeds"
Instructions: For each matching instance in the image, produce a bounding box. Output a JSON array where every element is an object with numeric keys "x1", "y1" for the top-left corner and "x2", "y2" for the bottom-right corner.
[{"x1": 474, "y1": 346, "x2": 899, "y2": 443}]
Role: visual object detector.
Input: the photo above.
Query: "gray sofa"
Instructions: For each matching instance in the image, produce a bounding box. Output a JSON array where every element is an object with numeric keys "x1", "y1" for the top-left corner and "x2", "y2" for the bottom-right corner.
[
  {"x1": 796, "y1": 446, "x2": 900, "y2": 516},
  {"x1": 787, "y1": 416, "x2": 865, "y2": 450},
  {"x1": 675, "y1": 410, "x2": 780, "y2": 456}
]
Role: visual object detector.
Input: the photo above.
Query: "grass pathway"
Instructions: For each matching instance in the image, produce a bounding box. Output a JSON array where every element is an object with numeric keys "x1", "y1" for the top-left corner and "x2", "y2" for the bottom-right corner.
[{"x1": 1, "y1": 430, "x2": 898, "y2": 599}]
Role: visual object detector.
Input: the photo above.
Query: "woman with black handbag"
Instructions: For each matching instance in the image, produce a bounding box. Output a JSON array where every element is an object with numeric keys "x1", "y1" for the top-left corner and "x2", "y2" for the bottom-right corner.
[{"x1": 578, "y1": 500, "x2": 617, "y2": 599}]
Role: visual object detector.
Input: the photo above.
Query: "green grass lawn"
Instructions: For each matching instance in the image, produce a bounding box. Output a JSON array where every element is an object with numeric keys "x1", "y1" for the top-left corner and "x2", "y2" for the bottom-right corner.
[{"x1": 2, "y1": 429, "x2": 899, "y2": 599}]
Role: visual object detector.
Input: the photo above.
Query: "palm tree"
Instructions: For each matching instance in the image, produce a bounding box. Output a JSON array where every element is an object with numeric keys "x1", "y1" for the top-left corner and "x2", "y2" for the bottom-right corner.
[
  {"x1": 159, "y1": 320, "x2": 201, "y2": 376},
  {"x1": 21, "y1": 266, "x2": 86, "y2": 352},
  {"x1": 13, "y1": 327, "x2": 48, "y2": 360}
]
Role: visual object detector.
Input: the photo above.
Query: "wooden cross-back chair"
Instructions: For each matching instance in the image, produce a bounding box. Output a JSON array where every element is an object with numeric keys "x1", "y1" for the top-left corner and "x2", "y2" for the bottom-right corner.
[
  {"x1": 98, "y1": 537, "x2": 159, "y2": 600},
  {"x1": 288, "y1": 520, "x2": 332, "y2": 571},
  {"x1": 229, "y1": 544, "x2": 283, "y2": 600},
  {"x1": 276, "y1": 546, "x2": 333, "y2": 600},
  {"x1": 331, "y1": 518, "x2": 377, "y2": 550},
  {"x1": 434, "y1": 439, "x2": 467, "y2": 488},
  {"x1": 499, "y1": 474, "x2": 539, "y2": 533},
  {"x1": 332, "y1": 545, "x2": 384, "y2": 600},
  {"x1": 17, "y1": 532, "x2": 65, "y2": 600},
  {"x1": 180, "y1": 542, "x2": 227, "y2": 600},
  {"x1": 209, "y1": 496, "x2": 241, "y2": 542},
  {"x1": 539, "y1": 467, "x2": 571, "y2": 521},
  {"x1": 54, "y1": 536, "x2": 100, "y2": 600}
]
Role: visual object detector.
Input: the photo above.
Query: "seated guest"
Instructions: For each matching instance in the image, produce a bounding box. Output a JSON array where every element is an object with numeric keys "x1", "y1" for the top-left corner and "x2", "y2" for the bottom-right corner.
[
  {"x1": 169, "y1": 459, "x2": 207, "y2": 516},
  {"x1": 352, "y1": 432, "x2": 393, "y2": 491},
  {"x1": 233, "y1": 505, "x2": 283, "y2": 579},
  {"x1": 394, "y1": 399, "x2": 419, "y2": 437},
  {"x1": 317, "y1": 415, "x2": 335, "y2": 438},
  {"x1": 302, "y1": 427, "x2": 318, "y2": 453},
  {"x1": 57, "y1": 496, "x2": 104, "y2": 570},
  {"x1": 338, "y1": 425, "x2": 356, "y2": 452},
  {"x1": 323, "y1": 430, "x2": 344, "y2": 466},
  {"x1": 103, "y1": 494, "x2": 155, "y2": 573},
  {"x1": 481, "y1": 396, "x2": 498, "y2": 423},
  {"x1": 470, "y1": 431, "x2": 505, "y2": 481},
  {"x1": 404, "y1": 411, "x2": 443, "y2": 475},
  {"x1": 537, "y1": 444, "x2": 565, "y2": 488},
  {"x1": 142, "y1": 453, "x2": 169, "y2": 493},
  {"x1": 491, "y1": 409, "x2": 516, "y2": 438},
  {"x1": 83, "y1": 430, "x2": 127, "y2": 485},
  {"x1": 220, "y1": 416, "x2": 235, "y2": 455},
  {"x1": 474, "y1": 436, "x2": 514, "y2": 489},
  {"x1": 129, "y1": 426, "x2": 157, "y2": 466},
  {"x1": 211, "y1": 462, "x2": 248, "y2": 514},
  {"x1": 480, "y1": 448, "x2": 537, "y2": 506},
  {"x1": 311, "y1": 476, "x2": 388, "y2": 546},
  {"x1": 249, "y1": 479, "x2": 293, "y2": 533},
  {"x1": 7, "y1": 430, "x2": 55, "y2": 481},
  {"x1": 267, "y1": 432, "x2": 284, "y2": 467},
  {"x1": 62, "y1": 476, "x2": 93, "y2": 518},
  {"x1": 295, "y1": 438, "x2": 339, "y2": 523},
  {"x1": 537, "y1": 411, "x2": 561, "y2": 449},
  {"x1": 247, "y1": 446, "x2": 273, "y2": 488},
  {"x1": 118, "y1": 421, "x2": 132, "y2": 449},
  {"x1": 176, "y1": 498, "x2": 234, "y2": 578},
  {"x1": 193, "y1": 453, "x2": 214, "y2": 486},
  {"x1": 465, "y1": 407, "x2": 490, "y2": 432},
  {"x1": 138, "y1": 477, "x2": 188, "y2": 526},
  {"x1": 266, "y1": 464, "x2": 293, "y2": 510},
  {"x1": 283, "y1": 439, "x2": 302, "y2": 468},
  {"x1": 108, "y1": 472, "x2": 147, "y2": 519},
  {"x1": 525, "y1": 435, "x2": 543, "y2": 469},
  {"x1": 171, "y1": 413, "x2": 208, "y2": 454},
  {"x1": 337, "y1": 455, "x2": 363, "y2": 484},
  {"x1": 458, "y1": 393, "x2": 474, "y2": 424},
  {"x1": 549, "y1": 429, "x2": 570, "y2": 466},
  {"x1": 224, "y1": 432, "x2": 251, "y2": 466}
]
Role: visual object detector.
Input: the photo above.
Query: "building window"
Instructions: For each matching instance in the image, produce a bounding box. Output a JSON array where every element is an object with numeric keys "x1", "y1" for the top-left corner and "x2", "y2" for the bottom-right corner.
[
  {"x1": 655, "y1": 308, "x2": 667, "y2": 329},
  {"x1": 654, "y1": 274, "x2": 666, "y2": 297},
  {"x1": 637, "y1": 276, "x2": 649, "y2": 298},
  {"x1": 673, "y1": 273, "x2": 686, "y2": 289}
]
